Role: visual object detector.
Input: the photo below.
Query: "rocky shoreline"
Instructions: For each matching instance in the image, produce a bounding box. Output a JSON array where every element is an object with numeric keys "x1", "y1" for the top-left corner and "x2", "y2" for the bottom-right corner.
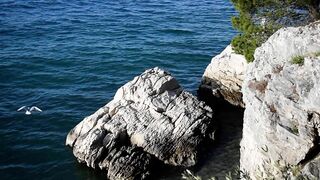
[
  {"x1": 66, "y1": 68, "x2": 215, "y2": 179},
  {"x1": 67, "y1": 21, "x2": 320, "y2": 179}
]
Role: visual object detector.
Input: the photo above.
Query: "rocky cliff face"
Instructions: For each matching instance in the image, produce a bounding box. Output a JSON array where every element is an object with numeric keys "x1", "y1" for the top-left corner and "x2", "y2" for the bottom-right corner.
[
  {"x1": 200, "y1": 45, "x2": 247, "y2": 107},
  {"x1": 66, "y1": 67, "x2": 214, "y2": 180},
  {"x1": 241, "y1": 21, "x2": 320, "y2": 179}
]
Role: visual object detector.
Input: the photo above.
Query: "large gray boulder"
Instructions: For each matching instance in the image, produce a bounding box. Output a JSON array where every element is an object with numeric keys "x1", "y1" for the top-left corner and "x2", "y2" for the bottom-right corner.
[
  {"x1": 66, "y1": 67, "x2": 214, "y2": 180},
  {"x1": 200, "y1": 45, "x2": 247, "y2": 107},
  {"x1": 241, "y1": 21, "x2": 320, "y2": 179}
]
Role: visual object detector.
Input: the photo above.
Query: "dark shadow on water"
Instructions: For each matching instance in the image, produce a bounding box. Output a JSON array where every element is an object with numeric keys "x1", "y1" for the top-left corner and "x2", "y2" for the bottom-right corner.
[
  {"x1": 65, "y1": 147, "x2": 106, "y2": 180},
  {"x1": 74, "y1": 163, "x2": 107, "y2": 180},
  {"x1": 195, "y1": 87, "x2": 244, "y2": 179}
]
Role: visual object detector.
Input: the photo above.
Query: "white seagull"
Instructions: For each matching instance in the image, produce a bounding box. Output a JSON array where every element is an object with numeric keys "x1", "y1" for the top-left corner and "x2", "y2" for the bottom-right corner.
[{"x1": 17, "y1": 106, "x2": 42, "y2": 115}]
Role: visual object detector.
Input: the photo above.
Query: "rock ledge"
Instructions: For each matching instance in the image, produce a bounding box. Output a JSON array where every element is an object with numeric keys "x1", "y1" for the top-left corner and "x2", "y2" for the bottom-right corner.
[{"x1": 200, "y1": 45, "x2": 247, "y2": 107}]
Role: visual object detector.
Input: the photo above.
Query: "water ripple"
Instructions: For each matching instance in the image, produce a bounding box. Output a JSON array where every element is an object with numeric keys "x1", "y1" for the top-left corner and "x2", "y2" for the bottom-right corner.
[{"x1": 0, "y1": 0, "x2": 237, "y2": 179}]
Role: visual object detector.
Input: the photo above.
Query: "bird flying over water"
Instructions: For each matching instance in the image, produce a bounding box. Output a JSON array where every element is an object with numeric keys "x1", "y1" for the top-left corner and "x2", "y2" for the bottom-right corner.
[{"x1": 17, "y1": 106, "x2": 42, "y2": 115}]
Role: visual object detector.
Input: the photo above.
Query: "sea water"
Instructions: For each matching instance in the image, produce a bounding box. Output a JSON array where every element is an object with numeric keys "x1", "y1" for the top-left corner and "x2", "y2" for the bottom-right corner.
[{"x1": 0, "y1": 1, "x2": 237, "y2": 179}]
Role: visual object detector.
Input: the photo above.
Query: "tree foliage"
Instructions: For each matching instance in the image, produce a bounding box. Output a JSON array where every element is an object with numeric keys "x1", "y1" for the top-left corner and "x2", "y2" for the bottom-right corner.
[{"x1": 230, "y1": 0, "x2": 320, "y2": 62}]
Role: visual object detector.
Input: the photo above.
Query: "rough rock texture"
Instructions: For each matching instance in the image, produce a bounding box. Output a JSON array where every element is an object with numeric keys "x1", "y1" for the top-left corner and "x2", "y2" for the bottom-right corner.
[
  {"x1": 241, "y1": 21, "x2": 320, "y2": 179},
  {"x1": 200, "y1": 45, "x2": 247, "y2": 107},
  {"x1": 66, "y1": 67, "x2": 214, "y2": 180}
]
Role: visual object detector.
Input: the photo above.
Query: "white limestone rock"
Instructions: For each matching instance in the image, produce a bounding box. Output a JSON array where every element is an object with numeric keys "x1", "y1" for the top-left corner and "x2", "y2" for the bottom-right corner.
[
  {"x1": 200, "y1": 45, "x2": 247, "y2": 107},
  {"x1": 66, "y1": 67, "x2": 214, "y2": 180},
  {"x1": 241, "y1": 21, "x2": 320, "y2": 179}
]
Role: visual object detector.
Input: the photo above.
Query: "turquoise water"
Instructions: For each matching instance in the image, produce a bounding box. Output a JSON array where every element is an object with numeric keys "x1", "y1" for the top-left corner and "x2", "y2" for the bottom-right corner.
[{"x1": 0, "y1": 0, "x2": 237, "y2": 179}]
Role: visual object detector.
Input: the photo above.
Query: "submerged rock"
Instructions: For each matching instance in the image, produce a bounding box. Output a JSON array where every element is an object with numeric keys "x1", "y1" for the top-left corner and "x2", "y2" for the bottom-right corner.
[
  {"x1": 200, "y1": 45, "x2": 247, "y2": 107},
  {"x1": 241, "y1": 21, "x2": 320, "y2": 179},
  {"x1": 66, "y1": 67, "x2": 214, "y2": 179}
]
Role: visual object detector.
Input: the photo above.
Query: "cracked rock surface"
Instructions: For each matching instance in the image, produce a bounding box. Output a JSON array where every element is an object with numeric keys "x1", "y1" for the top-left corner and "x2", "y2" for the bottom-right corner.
[
  {"x1": 200, "y1": 45, "x2": 247, "y2": 107},
  {"x1": 66, "y1": 67, "x2": 214, "y2": 180},
  {"x1": 241, "y1": 21, "x2": 320, "y2": 179}
]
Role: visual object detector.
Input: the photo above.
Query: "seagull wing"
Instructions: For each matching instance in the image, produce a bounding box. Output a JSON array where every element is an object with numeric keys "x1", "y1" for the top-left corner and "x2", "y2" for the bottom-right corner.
[
  {"x1": 31, "y1": 106, "x2": 42, "y2": 112},
  {"x1": 17, "y1": 106, "x2": 26, "y2": 111}
]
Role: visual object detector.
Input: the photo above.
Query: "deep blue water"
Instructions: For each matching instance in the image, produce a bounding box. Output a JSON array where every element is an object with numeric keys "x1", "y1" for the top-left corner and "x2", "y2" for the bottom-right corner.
[{"x1": 0, "y1": 0, "x2": 237, "y2": 179}]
